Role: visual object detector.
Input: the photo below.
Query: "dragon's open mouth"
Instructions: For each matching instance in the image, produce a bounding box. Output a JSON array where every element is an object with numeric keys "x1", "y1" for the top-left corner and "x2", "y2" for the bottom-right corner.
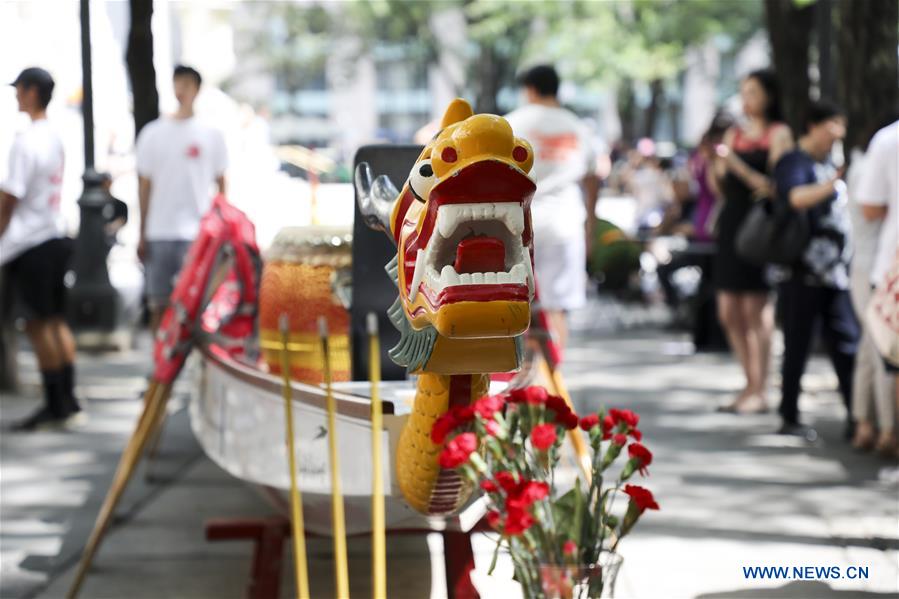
[{"x1": 409, "y1": 201, "x2": 533, "y2": 302}]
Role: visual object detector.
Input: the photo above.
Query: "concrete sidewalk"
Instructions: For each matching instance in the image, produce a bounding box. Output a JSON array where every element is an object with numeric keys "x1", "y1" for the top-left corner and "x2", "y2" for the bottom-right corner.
[{"x1": 1, "y1": 322, "x2": 897, "y2": 599}]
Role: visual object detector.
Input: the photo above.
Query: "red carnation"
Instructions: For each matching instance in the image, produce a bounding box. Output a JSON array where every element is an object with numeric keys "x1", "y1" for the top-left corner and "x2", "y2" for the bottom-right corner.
[
  {"x1": 612, "y1": 433, "x2": 627, "y2": 446},
  {"x1": 485, "y1": 419, "x2": 501, "y2": 437},
  {"x1": 524, "y1": 386, "x2": 549, "y2": 405},
  {"x1": 486, "y1": 510, "x2": 502, "y2": 529},
  {"x1": 563, "y1": 540, "x2": 578, "y2": 556},
  {"x1": 561, "y1": 412, "x2": 579, "y2": 430},
  {"x1": 610, "y1": 408, "x2": 639, "y2": 429},
  {"x1": 506, "y1": 386, "x2": 547, "y2": 405},
  {"x1": 455, "y1": 405, "x2": 475, "y2": 422},
  {"x1": 546, "y1": 395, "x2": 567, "y2": 412},
  {"x1": 517, "y1": 480, "x2": 549, "y2": 504},
  {"x1": 601, "y1": 414, "x2": 615, "y2": 440},
  {"x1": 496, "y1": 471, "x2": 518, "y2": 493},
  {"x1": 579, "y1": 413, "x2": 600, "y2": 431},
  {"x1": 431, "y1": 412, "x2": 457, "y2": 444},
  {"x1": 474, "y1": 394, "x2": 505, "y2": 419},
  {"x1": 630, "y1": 428, "x2": 643, "y2": 441},
  {"x1": 438, "y1": 433, "x2": 477, "y2": 468},
  {"x1": 627, "y1": 442, "x2": 653, "y2": 475},
  {"x1": 480, "y1": 479, "x2": 498, "y2": 493},
  {"x1": 531, "y1": 423, "x2": 558, "y2": 451},
  {"x1": 430, "y1": 404, "x2": 476, "y2": 444},
  {"x1": 503, "y1": 505, "x2": 535, "y2": 535},
  {"x1": 623, "y1": 484, "x2": 660, "y2": 512}
]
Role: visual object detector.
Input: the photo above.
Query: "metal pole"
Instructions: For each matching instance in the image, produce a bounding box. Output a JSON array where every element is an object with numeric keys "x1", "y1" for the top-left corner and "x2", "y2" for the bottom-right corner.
[
  {"x1": 80, "y1": 0, "x2": 94, "y2": 170},
  {"x1": 68, "y1": 0, "x2": 119, "y2": 337}
]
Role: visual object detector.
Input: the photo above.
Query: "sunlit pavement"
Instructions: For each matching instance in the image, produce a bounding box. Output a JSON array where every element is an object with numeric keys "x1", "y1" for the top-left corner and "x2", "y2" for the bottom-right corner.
[{"x1": 1, "y1": 303, "x2": 897, "y2": 598}]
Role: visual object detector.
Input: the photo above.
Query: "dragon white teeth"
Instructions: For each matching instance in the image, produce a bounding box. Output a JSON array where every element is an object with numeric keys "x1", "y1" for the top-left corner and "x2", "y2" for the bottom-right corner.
[
  {"x1": 440, "y1": 265, "x2": 459, "y2": 287},
  {"x1": 424, "y1": 201, "x2": 533, "y2": 293},
  {"x1": 409, "y1": 249, "x2": 425, "y2": 301},
  {"x1": 524, "y1": 255, "x2": 535, "y2": 298},
  {"x1": 435, "y1": 202, "x2": 525, "y2": 239},
  {"x1": 509, "y1": 264, "x2": 526, "y2": 284},
  {"x1": 437, "y1": 209, "x2": 455, "y2": 239},
  {"x1": 505, "y1": 206, "x2": 524, "y2": 235}
]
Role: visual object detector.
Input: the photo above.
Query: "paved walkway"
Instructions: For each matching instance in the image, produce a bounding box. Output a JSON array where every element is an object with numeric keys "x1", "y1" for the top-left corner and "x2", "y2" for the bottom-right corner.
[{"x1": 1, "y1": 317, "x2": 897, "y2": 598}]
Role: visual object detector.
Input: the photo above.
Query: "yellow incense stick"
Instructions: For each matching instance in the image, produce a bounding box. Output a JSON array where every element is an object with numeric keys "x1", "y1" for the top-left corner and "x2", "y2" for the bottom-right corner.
[
  {"x1": 280, "y1": 315, "x2": 311, "y2": 599},
  {"x1": 367, "y1": 313, "x2": 386, "y2": 599},
  {"x1": 319, "y1": 317, "x2": 350, "y2": 598}
]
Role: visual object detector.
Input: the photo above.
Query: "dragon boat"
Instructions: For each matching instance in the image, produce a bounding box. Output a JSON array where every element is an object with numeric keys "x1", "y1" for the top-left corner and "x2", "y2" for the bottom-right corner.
[{"x1": 69, "y1": 98, "x2": 541, "y2": 597}]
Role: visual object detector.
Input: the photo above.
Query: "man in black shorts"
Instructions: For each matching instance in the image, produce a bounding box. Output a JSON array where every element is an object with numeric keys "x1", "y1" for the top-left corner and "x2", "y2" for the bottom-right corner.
[{"x1": 0, "y1": 67, "x2": 81, "y2": 430}]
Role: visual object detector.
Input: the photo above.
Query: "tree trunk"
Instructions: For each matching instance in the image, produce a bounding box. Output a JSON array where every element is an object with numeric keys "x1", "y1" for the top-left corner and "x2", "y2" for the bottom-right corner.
[
  {"x1": 643, "y1": 79, "x2": 664, "y2": 139},
  {"x1": 617, "y1": 80, "x2": 636, "y2": 144},
  {"x1": 126, "y1": 0, "x2": 159, "y2": 138},
  {"x1": 474, "y1": 45, "x2": 502, "y2": 115},
  {"x1": 816, "y1": 0, "x2": 835, "y2": 100},
  {"x1": 764, "y1": 0, "x2": 815, "y2": 133},
  {"x1": 836, "y1": 0, "x2": 899, "y2": 151}
]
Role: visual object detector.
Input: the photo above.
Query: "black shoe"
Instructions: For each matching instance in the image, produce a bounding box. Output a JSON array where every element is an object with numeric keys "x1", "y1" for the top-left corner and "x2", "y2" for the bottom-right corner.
[
  {"x1": 778, "y1": 422, "x2": 818, "y2": 442},
  {"x1": 9, "y1": 406, "x2": 73, "y2": 432}
]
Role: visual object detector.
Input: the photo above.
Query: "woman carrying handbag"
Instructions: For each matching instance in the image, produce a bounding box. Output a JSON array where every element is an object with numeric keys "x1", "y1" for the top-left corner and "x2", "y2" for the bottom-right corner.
[{"x1": 713, "y1": 69, "x2": 793, "y2": 414}]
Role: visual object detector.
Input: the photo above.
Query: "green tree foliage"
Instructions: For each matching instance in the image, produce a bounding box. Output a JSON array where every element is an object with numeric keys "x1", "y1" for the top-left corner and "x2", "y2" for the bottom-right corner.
[{"x1": 467, "y1": 0, "x2": 762, "y2": 88}]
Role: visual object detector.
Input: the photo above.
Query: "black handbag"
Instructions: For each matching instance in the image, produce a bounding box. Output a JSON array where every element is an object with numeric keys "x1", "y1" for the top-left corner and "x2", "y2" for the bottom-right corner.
[{"x1": 735, "y1": 197, "x2": 808, "y2": 266}]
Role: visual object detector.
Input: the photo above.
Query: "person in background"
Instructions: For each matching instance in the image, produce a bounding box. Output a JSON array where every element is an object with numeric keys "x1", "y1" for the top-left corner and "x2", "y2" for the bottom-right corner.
[
  {"x1": 848, "y1": 116, "x2": 897, "y2": 456},
  {"x1": 505, "y1": 64, "x2": 600, "y2": 349},
  {"x1": 688, "y1": 115, "x2": 733, "y2": 243},
  {"x1": 624, "y1": 140, "x2": 674, "y2": 232},
  {"x1": 656, "y1": 116, "x2": 732, "y2": 312},
  {"x1": 854, "y1": 118, "x2": 899, "y2": 458},
  {"x1": 0, "y1": 67, "x2": 81, "y2": 431},
  {"x1": 773, "y1": 100, "x2": 858, "y2": 440},
  {"x1": 713, "y1": 69, "x2": 793, "y2": 414},
  {"x1": 136, "y1": 65, "x2": 227, "y2": 332}
]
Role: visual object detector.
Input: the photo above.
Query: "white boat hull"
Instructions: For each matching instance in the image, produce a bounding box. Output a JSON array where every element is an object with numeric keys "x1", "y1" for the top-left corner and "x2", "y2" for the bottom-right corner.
[{"x1": 190, "y1": 346, "x2": 484, "y2": 535}]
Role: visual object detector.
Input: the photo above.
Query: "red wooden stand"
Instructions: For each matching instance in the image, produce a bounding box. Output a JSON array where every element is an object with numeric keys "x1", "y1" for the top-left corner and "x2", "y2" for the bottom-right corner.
[{"x1": 206, "y1": 517, "x2": 486, "y2": 599}]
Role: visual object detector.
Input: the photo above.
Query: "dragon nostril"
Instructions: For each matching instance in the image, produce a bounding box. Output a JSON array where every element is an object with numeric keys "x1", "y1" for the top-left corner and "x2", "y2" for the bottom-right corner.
[
  {"x1": 441, "y1": 147, "x2": 458, "y2": 163},
  {"x1": 512, "y1": 146, "x2": 528, "y2": 162}
]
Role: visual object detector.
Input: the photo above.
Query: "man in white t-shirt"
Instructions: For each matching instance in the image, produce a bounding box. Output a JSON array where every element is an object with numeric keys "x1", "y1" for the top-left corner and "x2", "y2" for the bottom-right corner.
[
  {"x1": 1, "y1": 67, "x2": 81, "y2": 430},
  {"x1": 856, "y1": 119, "x2": 899, "y2": 433},
  {"x1": 136, "y1": 65, "x2": 227, "y2": 330},
  {"x1": 505, "y1": 65, "x2": 600, "y2": 348},
  {"x1": 856, "y1": 120, "x2": 898, "y2": 289}
]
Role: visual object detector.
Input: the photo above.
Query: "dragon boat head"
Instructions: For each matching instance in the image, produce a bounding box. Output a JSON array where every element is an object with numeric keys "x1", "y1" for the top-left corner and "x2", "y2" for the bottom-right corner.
[{"x1": 356, "y1": 99, "x2": 536, "y2": 375}]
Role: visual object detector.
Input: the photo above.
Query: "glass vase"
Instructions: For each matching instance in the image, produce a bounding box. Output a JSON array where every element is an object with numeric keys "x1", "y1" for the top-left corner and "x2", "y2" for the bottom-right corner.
[{"x1": 537, "y1": 552, "x2": 623, "y2": 599}]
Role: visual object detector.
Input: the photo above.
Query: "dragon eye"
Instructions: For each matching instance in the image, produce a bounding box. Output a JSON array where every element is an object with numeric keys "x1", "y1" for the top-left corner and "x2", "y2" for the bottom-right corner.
[{"x1": 409, "y1": 159, "x2": 436, "y2": 202}]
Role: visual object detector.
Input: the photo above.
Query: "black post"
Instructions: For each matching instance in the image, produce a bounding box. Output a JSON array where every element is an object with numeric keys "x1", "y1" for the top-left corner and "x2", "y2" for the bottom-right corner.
[
  {"x1": 68, "y1": 0, "x2": 118, "y2": 334},
  {"x1": 816, "y1": 0, "x2": 835, "y2": 100},
  {"x1": 81, "y1": 0, "x2": 95, "y2": 170}
]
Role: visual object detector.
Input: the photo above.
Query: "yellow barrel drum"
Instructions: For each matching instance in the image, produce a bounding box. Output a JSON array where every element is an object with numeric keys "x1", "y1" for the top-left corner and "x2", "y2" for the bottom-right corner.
[{"x1": 259, "y1": 227, "x2": 352, "y2": 383}]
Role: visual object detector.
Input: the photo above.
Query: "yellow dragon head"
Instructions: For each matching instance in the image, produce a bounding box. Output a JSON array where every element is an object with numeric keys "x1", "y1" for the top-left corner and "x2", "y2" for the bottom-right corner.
[{"x1": 356, "y1": 98, "x2": 536, "y2": 375}]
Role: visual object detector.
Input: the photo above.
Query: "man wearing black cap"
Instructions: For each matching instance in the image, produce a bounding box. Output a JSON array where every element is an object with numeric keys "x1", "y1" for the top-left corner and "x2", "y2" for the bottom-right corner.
[{"x1": 1, "y1": 67, "x2": 81, "y2": 430}]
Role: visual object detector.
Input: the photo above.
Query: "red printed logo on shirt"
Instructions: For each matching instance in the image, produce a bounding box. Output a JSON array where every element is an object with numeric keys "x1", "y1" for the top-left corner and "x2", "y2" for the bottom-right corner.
[
  {"x1": 186, "y1": 144, "x2": 201, "y2": 158},
  {"x1": 531, "y1": 132, "x2": 580, "y2": 161}
]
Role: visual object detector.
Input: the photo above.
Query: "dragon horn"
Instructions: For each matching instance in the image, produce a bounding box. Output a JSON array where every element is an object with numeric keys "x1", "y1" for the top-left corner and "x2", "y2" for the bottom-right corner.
[{"x1": 355, "y1": 162, "x2": 398, "y2": 241}]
